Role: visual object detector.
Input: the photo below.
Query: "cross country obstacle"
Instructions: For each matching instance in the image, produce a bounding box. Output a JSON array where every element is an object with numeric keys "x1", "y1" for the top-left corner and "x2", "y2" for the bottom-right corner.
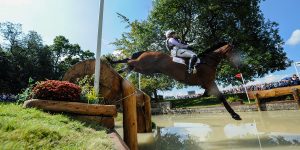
[
  {"x1": 248, "y1": 85, "x2": 300, "y2": 111},
  {"x1": 24, "y1": 59, "x2": 152, "y2": 150}
]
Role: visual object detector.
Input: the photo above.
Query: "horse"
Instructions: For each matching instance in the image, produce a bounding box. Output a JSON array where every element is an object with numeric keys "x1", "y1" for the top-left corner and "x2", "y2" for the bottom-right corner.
[{"x1": 107, "y1": 42, "x2": 242, "y2": 120}]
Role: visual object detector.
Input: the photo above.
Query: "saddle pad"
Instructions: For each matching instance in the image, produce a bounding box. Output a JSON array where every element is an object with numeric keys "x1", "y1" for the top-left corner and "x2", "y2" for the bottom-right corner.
[
  {"x1": 172, "y1": 57, "x2": 186, "y2": 65},
  {"x1": 172, "y1": 57, "x2": 200, "y2": 65}
]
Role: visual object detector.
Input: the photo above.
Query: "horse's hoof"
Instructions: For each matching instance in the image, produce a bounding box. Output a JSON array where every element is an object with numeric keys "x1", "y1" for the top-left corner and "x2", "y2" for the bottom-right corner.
[{"x1": 232, "y1": 114, "x2": 242, "y2": 120}]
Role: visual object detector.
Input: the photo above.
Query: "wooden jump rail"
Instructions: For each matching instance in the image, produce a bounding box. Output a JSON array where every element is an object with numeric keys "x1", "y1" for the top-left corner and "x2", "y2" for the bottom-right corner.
[
  {"x1": 61, "y1": 59, "x2": 152, "y2": 150},
  {"x1": 248, "y1": 85, "x2": 300, "y2": 111}
]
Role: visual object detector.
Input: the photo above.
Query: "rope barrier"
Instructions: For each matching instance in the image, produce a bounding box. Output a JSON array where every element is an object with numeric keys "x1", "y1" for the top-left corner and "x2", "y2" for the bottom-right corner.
[{"x1": 114, "y1": 91, "x2": 138, "y2": 104}]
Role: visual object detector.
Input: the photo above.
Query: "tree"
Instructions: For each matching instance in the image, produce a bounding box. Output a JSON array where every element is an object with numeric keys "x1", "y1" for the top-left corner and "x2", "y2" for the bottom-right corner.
[
  {"x1": 0, "y1": 46, "x2": 13, "y2": 93},
  {"x1": 50, "y1": 36, "x2": 95, "y2": 79},
  {"x1": 112, "y1": 13, "x2": 177, "y2": 99},
  {"x1": 114, "y1": 0, "x2": 291, "y2": 87},
  {"x1": 0, "y1": 22, "x2": 95, "y2": 93},
  {"x1": 0, "y1": 22, "x2": 22, "y2": 51},
  {"x1": 130, "y1": 73, "x2": 174, "y2": 100}
]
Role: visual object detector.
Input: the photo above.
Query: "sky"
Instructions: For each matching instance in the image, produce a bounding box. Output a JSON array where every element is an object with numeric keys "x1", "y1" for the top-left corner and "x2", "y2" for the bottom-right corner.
[{"x1": 0, "y1": 0, "x2": 300, "y2": 96}]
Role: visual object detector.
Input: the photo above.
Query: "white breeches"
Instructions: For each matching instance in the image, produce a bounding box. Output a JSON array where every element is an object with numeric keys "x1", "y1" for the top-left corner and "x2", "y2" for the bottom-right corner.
[{"x1": 171, "y1": 49, "x2": 197, "y2": 58}]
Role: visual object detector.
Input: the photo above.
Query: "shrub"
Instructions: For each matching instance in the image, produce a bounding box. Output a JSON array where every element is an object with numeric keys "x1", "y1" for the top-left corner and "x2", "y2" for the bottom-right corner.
[
  {"x1": 227, "y1": 95, "x2": 241, "y2": 103},
  {"x1": 17, "y1": 77, "x2": 38, "y2": 104},
  {"x1": 32, "y1": 80, "x2": 81, "y2": 102},
  {"x1": 76, "y1": 75, "x2": 103, "y2": 104}
]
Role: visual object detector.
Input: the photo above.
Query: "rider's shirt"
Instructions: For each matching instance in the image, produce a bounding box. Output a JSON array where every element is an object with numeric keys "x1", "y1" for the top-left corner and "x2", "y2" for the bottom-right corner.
[{"x1": 166, "y1": 38, "x2": 189, "y2": 51}]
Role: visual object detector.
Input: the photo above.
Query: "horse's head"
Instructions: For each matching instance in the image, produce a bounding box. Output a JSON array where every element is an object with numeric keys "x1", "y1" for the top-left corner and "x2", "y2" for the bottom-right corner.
[
  {"x1": 214, "y1": 43, "x2": 233, "y2": 56},
  {"x1": 207, "y1": 42, "x2": 240, "y2": 67},
  {"x1": 215, "y1": 43, "x2": 241, "y2": 68}
]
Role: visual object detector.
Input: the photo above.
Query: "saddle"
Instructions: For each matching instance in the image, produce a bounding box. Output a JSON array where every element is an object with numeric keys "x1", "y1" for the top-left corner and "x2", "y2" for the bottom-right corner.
[{"x1": 172, "y1": 56, "x2": 201, "y2": 66}]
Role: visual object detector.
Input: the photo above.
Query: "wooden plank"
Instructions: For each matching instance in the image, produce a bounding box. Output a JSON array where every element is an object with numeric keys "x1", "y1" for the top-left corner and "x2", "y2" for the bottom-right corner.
[
  {"x1": 122, "y1": 80, "x2": 138, "y2": 150},
  {"x1": 248, "y1": 85, "x2": 300, "y2": 99},
  {"x1": 23, "y1": 99, "x2": 117, "y2": 117}
]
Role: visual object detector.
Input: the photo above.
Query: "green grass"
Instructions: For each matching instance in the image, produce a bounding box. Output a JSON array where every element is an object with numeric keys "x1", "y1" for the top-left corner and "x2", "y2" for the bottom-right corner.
[
  {"x1": 0, "y1": 103, "x2": 113, "y2": 150},
  {"x1": 115, "y1": 113, "x2": 123, "y2": 123},
  {"x1": 166, "y1": 96, "x2": 221, "y2": 108}
]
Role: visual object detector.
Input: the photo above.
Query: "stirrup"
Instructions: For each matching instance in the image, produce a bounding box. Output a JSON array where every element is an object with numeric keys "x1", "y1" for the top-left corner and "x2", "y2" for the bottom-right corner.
[{"x1": 188, "y1": 68, "x2": 192, "y2": 74}]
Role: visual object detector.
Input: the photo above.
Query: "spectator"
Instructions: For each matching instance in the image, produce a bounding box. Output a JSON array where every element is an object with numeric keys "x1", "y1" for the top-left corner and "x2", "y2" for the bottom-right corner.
[{"x1": 291, "y1": 74, "x2": 300, "y2": 85}]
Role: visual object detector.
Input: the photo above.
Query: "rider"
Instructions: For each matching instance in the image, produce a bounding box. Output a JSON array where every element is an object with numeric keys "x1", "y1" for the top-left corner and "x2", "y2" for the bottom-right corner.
[{"x1": 165, "y1": 30, "x2": 198, "y2": 74}]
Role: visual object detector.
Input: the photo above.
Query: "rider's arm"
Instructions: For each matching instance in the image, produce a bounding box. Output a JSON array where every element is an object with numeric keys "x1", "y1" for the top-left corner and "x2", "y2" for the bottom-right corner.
[{"x1": 169, "y1": 38, "x2": 189, "y2": 49}]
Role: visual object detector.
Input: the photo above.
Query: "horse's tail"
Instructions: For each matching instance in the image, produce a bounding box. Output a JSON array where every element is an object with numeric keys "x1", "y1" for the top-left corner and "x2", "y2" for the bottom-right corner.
[{"x1": 131, "y1": 51, "x2": 147, "y2": 59}]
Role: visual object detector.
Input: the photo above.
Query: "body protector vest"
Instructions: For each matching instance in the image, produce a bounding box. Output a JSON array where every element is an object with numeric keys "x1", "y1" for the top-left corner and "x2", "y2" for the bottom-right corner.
[{"x1": 165, "y1": 38, "x2": 181, "y2": 51}]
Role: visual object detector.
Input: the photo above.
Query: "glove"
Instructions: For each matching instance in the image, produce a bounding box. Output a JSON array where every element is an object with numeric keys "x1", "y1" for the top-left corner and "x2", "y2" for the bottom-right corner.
[{"x1": 187, "y1": 45, "x2": 194, "y2": 50}]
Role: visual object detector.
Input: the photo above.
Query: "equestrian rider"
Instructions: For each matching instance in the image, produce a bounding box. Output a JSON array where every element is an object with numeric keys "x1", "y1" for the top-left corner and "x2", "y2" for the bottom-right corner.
[{"x1": 165, "y1": 30, "x2": 198, "y2": 74}]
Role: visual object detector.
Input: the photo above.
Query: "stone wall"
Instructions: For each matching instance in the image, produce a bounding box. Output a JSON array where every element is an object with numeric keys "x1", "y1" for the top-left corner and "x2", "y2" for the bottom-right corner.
[
  {"x1": 263, "y1": 101, "x2": 299, "y2": 111},
  {"x1": 151, "y1": 101, "x2": 299, "y2": 115}
]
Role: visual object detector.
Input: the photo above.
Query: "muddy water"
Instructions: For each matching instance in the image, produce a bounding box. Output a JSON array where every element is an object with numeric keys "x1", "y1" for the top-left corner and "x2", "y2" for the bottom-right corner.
[{"x1": 133, "y1": 110, "x2": 300, "y2": 150}]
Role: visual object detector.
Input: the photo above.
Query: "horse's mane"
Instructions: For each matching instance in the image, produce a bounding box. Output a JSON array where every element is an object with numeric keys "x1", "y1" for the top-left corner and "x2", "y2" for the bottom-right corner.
[{"x1": 200, "y1": 42, "x2": 228, "y2": 56}]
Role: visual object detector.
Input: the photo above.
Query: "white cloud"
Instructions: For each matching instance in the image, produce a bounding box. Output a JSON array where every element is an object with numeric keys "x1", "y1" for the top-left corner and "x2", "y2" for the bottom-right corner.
[
  {"x1": 112, "y1": 50, "x2": 126, "y2": 58},
  {"x1": 286, "y1": 29, "x2": 300, "y2": 46},
  {"x1": 245, "y1": 74, "x2": 289, "y2": 86}
]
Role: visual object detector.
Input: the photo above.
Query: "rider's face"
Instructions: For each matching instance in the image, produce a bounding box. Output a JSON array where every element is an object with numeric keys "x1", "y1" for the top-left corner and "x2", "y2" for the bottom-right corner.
[{"x1": 172, "y1": 33, "x2": 177, "y2": 38}]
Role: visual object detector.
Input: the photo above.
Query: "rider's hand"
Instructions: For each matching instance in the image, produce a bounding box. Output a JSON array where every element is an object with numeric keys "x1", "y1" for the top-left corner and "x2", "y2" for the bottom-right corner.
[{"x1": 187, "y1": 45, "x2": 194, "y2": 50}]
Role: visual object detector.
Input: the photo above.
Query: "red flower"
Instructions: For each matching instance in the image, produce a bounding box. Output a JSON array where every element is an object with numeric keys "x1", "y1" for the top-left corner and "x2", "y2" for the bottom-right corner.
[{"x1": 32, "y1": 80, "x2": 81, "y2": 102}]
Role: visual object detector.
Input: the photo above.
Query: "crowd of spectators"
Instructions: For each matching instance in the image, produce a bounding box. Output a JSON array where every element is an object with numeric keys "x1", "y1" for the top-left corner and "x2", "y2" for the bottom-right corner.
[
  {"x1": 175, "y1": 94, "x2": 202, "y2": 99},
  {"x1": 222, "y1": 74, "x2": 300, "y2": 94},
  {"x1": 165, "y1": 93, "x2": 202, "y2": 100}
]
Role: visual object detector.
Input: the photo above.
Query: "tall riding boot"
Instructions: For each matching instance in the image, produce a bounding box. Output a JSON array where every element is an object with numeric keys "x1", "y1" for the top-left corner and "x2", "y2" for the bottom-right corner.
[{"x1": 188, "y1": 55, "x2": 198, "y2": 74}]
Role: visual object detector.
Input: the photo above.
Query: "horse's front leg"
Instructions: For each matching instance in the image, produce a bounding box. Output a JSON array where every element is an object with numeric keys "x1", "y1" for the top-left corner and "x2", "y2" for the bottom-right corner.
[{"x1": 208, "y1": 83, "x2": 242, "y2": 120}]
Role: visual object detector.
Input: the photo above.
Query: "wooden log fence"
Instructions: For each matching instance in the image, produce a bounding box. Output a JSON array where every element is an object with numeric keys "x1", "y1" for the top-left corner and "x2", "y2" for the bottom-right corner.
[
  {"x1": 62, "y1": 59, "x2": 152, "y2": 150},
  {"x1": 248, "y1": 85, "x2": 300, "y2": 111}
]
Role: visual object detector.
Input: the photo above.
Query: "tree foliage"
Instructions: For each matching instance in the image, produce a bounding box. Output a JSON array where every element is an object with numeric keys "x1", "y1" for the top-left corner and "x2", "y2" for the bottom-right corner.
[
  {"x1": 113, "y1": 0, "x2": 291, "y2": 88},
  {"x1": 0, "y1": 22, "x2": 94, "y2": 93}
]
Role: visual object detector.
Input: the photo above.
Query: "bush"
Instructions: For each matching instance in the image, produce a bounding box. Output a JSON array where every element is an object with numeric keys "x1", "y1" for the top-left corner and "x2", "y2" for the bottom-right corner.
[
  {"x1": 32, "y1": 80, "x2": 81, "y2": 102},
  {"x1": 75, "y1": 75, "x2": 103, "y2": 104},
  {"x1": 17, "y1": 77, "x2": 37, "y2": 104},
  {"x1": 227, "y1": 95, "x2": 241, "y2": 103}
]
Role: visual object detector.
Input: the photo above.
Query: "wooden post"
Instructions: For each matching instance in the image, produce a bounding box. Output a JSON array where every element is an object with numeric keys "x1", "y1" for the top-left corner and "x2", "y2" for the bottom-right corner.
[
  {"x1": 144, "y1": 94, "x2": 152, "y2": 132},
  {"x1": 136, "y1": 92, "x2": 146, "y2": 133},
  {"x1": 254, "y1": 93, "x2": 261, "y2": 111},
  {"x1": 292, "y1": 88, "x2": 300, "y2": 108},
  {"x1": 136, "y1": 93, "x2": 152, "y2": 133},
  {"x1": 122, "y1": 80, "x2": 138, "y2": 150}
]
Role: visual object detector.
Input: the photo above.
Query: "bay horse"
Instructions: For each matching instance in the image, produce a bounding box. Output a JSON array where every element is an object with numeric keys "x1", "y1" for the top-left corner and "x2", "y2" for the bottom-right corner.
[{"x1": 107, "y1": 42, "x2": 242, "y2": 120}]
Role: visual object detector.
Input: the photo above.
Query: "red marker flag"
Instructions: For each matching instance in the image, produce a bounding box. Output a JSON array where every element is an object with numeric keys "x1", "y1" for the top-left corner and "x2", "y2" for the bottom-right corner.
[{"x1": 235, "y1": 73, "x2": 242, "y2": 79}]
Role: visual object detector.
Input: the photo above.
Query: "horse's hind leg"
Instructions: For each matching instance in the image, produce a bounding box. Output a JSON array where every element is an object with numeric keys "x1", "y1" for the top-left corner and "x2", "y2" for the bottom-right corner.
[{"x1": 208, "y1": 83, "x2": 242, "y2": 120}]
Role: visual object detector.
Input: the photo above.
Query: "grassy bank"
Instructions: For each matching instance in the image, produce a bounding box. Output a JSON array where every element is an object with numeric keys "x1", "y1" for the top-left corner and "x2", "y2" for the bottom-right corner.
[{"x1": 0, "y1": 103, "x2": 113, "y2": 150}]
